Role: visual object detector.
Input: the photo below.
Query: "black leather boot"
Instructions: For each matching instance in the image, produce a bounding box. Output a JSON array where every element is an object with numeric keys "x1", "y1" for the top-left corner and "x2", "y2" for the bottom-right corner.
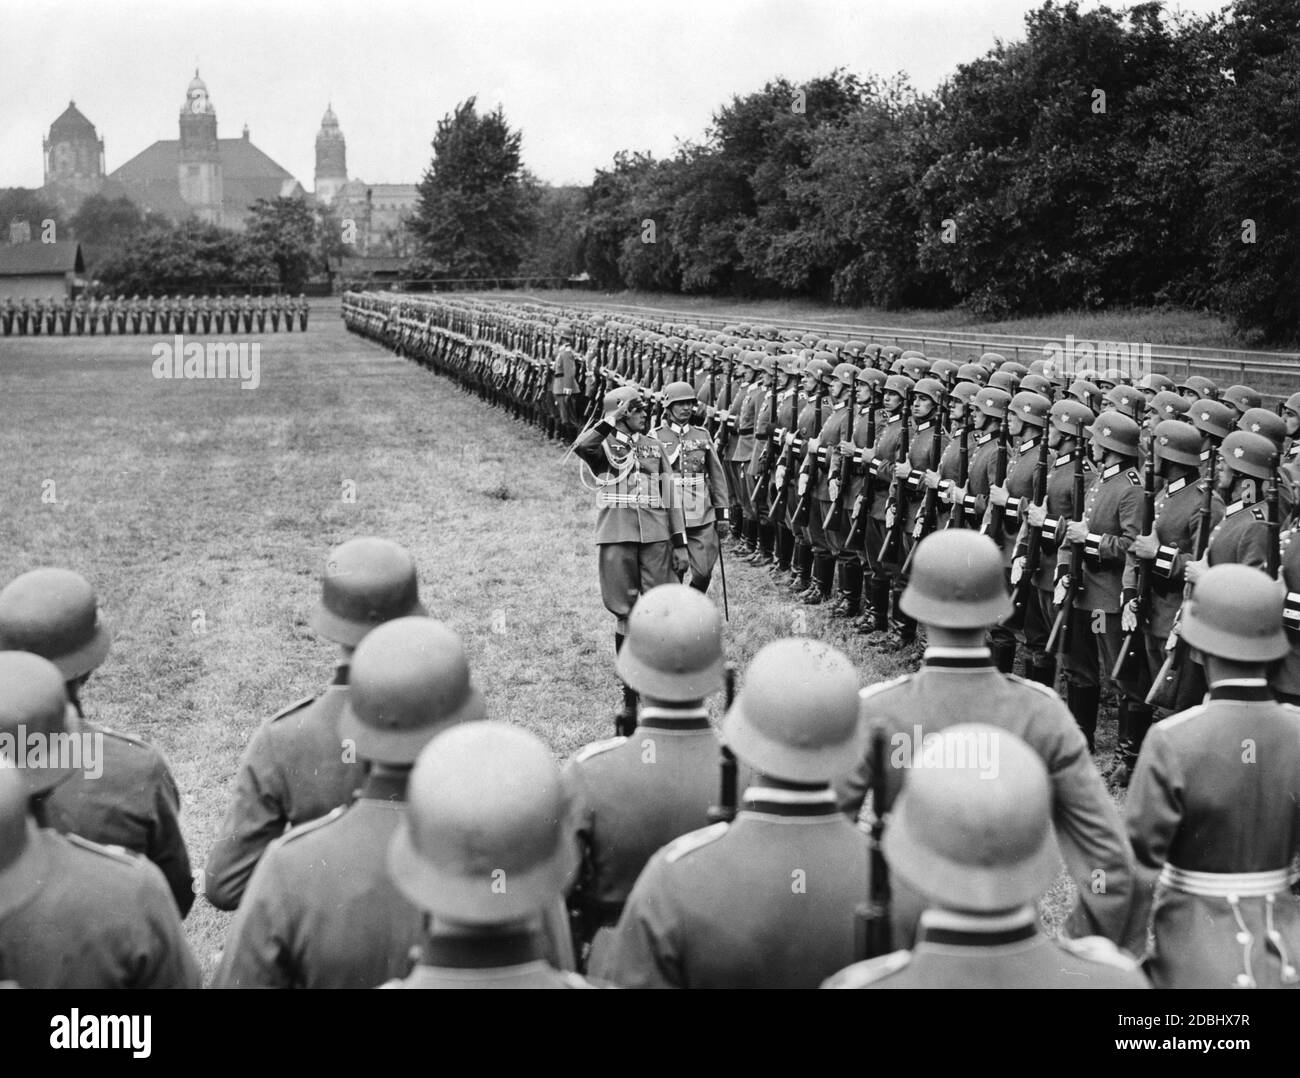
[{"x1": 1066, "y1": 683, "x2": 1101, "y2": 753}]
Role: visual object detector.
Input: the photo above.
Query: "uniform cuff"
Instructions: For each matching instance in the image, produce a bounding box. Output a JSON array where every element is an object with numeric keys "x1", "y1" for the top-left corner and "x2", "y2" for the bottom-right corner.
[
  {"x1": 1085, "y1": 533, "x2": 1102, "y2": 559},
  {"x1": 962, "y1": 495, "x2": 978, "y2": 511},
  {"x1": 1153, "y1": 544, "x2": 1178, "y2": 577},
  {"x1": 1285, "y1": 591, "x2": 1300, "y2": 633},
  {"x1": 672, "y1": 532, "x2": 688, "y2": 549},
  {"x1": 1041, "y1": 517, "x2": 1059, "y2": 541}
]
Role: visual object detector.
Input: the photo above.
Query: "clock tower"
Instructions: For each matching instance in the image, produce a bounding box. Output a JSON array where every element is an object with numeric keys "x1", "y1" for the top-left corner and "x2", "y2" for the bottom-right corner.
[
  {"x1": 314, "y1": 104, "x2": 348, "y2": 205},
  {"x1": 178, "y1": 70, "x2": 223, "y2": 225}
]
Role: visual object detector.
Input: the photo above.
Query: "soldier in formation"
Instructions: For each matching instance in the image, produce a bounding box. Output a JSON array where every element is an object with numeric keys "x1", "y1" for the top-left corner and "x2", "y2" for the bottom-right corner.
[{"x1": 0, "y1": 292, "x2": 306, "y2": 335}]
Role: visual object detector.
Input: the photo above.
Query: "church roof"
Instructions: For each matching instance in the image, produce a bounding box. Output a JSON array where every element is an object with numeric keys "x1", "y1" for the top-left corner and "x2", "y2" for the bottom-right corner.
[
  {"x1": 49, "y1": 101, "x2": 98, "y2": 141},
  {"x1": 107, "y1": 138, "x2": 300, "y2": 222},
  {"x1": 0, "y1": 241, "x2": 84, "y2": 277}
]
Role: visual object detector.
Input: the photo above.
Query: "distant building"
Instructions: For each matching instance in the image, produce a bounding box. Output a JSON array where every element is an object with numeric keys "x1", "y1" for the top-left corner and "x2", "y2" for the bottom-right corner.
[
  {"x1": 42, "y1": 102, "x2": 106, "y2": 214},
  {"x1": 38, "y1": 72, "x2": 304, "y2": 230},
  {"x1": 0, "y1": 241, "x2": 84, "y2": 300},
  {"x1": 311, "y1": 106, "x2": 418, "y2": 257}
]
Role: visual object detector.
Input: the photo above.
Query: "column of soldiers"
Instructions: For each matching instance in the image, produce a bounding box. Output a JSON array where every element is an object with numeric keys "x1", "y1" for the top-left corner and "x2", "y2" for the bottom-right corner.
[
  {"x1": 343, "y1": 290, "x2": 1300, "y2": 790},
  {"x1": 3, "y1": 291, "x2": 1298, "y2": 990},
  {"x1": 0, "y1": 293, "x2": 310, "y2": 336}
]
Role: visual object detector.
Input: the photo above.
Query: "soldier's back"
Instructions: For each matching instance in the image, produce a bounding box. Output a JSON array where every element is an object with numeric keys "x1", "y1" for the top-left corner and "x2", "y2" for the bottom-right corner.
[
  {"x1": 824, "y1": 915, "x2": 1148, "y2": 989},
  {"x1": 43, "y1": 718, "x2": 192, "y2": 916},
  {"x1": 214, "y1": 784, "x2": 421, "y2": 988},
  {"x1": 204, "y1": 679, "x2": 366, "y2": 910},
  {"x1": 0, "y1": 828, "x2": 200, "y2": 989}
]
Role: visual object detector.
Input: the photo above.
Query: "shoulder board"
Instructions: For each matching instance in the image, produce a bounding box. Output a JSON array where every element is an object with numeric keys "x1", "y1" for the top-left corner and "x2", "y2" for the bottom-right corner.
[
  {"x1": 821, "y1": 950, "x2": 913, "y2": 988},
  {"x1": 64, "y1": 832, "x2": 138, "y2": 865},
  {"x1": 270, "y1": 695, "x2": 317, "y2": 722},
  {"x1": 279, "y1": 804, "x2": 348, "y2": 845},
  {"x1": 1057, "y1": 935, "x2": 1141, "y2": 972},
  {"x1": 1006, "y1": 673, "x2": 1064, "y2": 702},
  {"x1": 664, "y1": 821, "x2": 729, "y2": 865},
  {"x1": 93, "y1": 724, "x2": 152, "y2": 750},
  {"x1": 572, "y1": 736, "x2": 626, "y2": 764},
  {"x1": 860, "y1": 674, "x2": 911, "y2": 702},
  {"x1": 1251, "y1": 505, "x2": 1268, "y2": 521},
  {"x1": 1126, "y1": 469, "x2": 1141, "y2": 485},
  {"x1": 561, "y1": 971, "x2": 600, "y2": 989}
]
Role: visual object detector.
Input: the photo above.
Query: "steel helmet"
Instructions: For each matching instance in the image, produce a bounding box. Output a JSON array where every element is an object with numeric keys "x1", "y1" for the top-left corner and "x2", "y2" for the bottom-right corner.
[
  {"x1": 831, "y1": 362, "x2": 860, "y2": 388},
  {"x1": 1153, "y1": 420, "x2": 1203, "y2": 467},
  {"x1": 912, "y1": 378, "x2": 946, "y2": 405},
  {"x1": 311, "y1": 538, "x2": 427, "y2": 647},
  {"x1": 1237, "y1": 408, "x2": 1286, "y2": 450},
  {"x1": 0, "y1": 568, "x2": 112, "y2": 680},
  {"x1": 1009, "y1": 391, "x2": 1051, "y2": 428},
  {"x1": 1219, "y1": 430, "x2": 1276, "y2": 480},
  {"x1": 1223, "y1": 385, "x2": 1262, "y2": 415},
  {"x1": 337, "y1": 617, "x2": 486, "y2": 765},
  {"x1": 1088, "y1": 410, "x2": 1141, "y2": 457},
  {"x1": 1191, "y1": 400, "x2": 1237, "y2": 442},
  {"x1": 901, "y1": 530, "x2": 1011, "y2": 629},
  {"x1": 1148, "y1": 390, "x2": 1190, "y2": 421},
  {"x1": 973, "y1": 386, "x2": 1012, "y2": 420},
  {"x1": 883, "y1": 724, "x2": 1059, "y2": 910},
  {"x1": 956, "y1": 363, "x2": 989, "y2": 387},
  {"x1": 615, "y1": 584, "x2": 726, "y2": 702},
  {"x1": 661, "y1": 381, "x2": 698, "y2": 408},
  {"x1": 388, "y1": 722, "x2": 578, "y2": 923},
  {"x1": 1182, "y1": 564, "x2": 1288, "y2": 663},
  {"x1": 721, "y1": 639, "x2": 861, "y2": 783},
  {"x1": 0, "y1": 651, "x2": 79, "y2": 794}
]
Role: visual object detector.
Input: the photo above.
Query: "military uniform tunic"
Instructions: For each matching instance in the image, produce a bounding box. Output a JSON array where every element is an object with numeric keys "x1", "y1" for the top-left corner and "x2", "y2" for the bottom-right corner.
[
  {"x1": 213, "y1": 770, "x2": 422, "y2": 989},
  {"x1": 565, "y1": 711, "x2": 725, "y2": 961},
  {"x1": 592, "y1": 784, "x2": 870, "y2": 989},
  {"x1": 0, "y1": 823, "x2": 200, "y2": 988},
  {"x1": 1125, "y1": 682, "x2": 1300, "y2": 987},
  {"x1": 823, "y1": 908, "x2": 1149, "y2": 989},
  {"x1": 651, "y1": 422, "x2": 729, "y2": 587},
  {"x1": 43, "y1": 718, "x2": 193, "y2": 917},
  {"x1": 836, "y1": 646, "x2": 1134, "y2": 944},
  {"x1": 204, "y1": 668, "x2": 366, "y2": 910},
  {"x1": 384, "y1": 935, "x2": 597, "y2": 989}
]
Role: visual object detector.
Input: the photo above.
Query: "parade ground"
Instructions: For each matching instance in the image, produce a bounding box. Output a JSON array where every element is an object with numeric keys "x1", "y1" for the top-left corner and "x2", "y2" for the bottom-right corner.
[{"x1": 1, "y1": 304, "x2": 948, "y2": 975}]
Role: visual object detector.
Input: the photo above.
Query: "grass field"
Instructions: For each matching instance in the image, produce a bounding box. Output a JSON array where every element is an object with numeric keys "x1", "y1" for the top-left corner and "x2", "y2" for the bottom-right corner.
[
  {"x1": 0, "y1": 301, "x2": 1103, "y2": 978},
  {"x1": 492, "y1": 288, "x2": 1293, "y2": 353}
]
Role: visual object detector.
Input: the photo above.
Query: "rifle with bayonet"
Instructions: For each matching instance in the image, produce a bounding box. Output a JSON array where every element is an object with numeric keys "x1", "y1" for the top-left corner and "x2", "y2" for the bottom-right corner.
[
  {"x1": 1111, "y1": 448, "x2": 1157, "y2": 681},
  {"x1": 707, "y1": 665, "x2": 740, "y2": 826},
  {"x1": 766, "y1": 383, "x2": 805, "y2": 523},
  {"x1": 1006, "y1": 428, "x2": 1052, "y2": 630},
  {"x1": 823, "y1": 375, "x2": 858, "y2": 532},
  {"x1": 853, "y1": 726, "x2": 892, "y2": 961},
  {"x1": 946, "y1": 410, "x2": 972, "y2": 529},
  {"x1": 752, "y1": 369, "x2": 782, "y2": 516},
  {"x1": 878, "y1": 389, "x2": 914, "y2": 563},
  {"x1": 980, "y1": 414, "x2": 1009, "y2": 539},
  {"x1": 1147, "y1": 447, "x2": 1219, "y2": 709},
  {"x1": 792, "y1": 385, "x2": 826, "y2": 528},
  {"x1": 845, "y1": 384, "x2": 880, "y2": 550},
  {"x1": 1046, "y1": 446, "x2": 1087, "y2": 654},
  {"x1": 901, "y1": 409, "x2": 945, "y2": 577}
]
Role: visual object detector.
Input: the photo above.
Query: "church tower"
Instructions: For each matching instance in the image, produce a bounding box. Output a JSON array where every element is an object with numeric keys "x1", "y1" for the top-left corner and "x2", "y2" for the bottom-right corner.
[
  {"x1": 42, "y1": 101, "x2": 105, "y2": 210},
  {"x1": 314, "y1": 104, "x2": 348, "y2": 205},
  {"x1": 178, "y1": 70, "x2": 223, "y2": 225}
]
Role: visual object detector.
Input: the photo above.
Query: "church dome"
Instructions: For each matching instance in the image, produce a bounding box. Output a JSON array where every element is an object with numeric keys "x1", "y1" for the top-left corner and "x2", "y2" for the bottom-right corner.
[
  {"x1": 321, "y1": 104, "x2": 339, "y2": 128},
  {"x1": 188, "y1": 70, "x2": 208, "y2": 94},
  {"x1": 49, "y1": 101, "x2": 98, "y2": 140}
]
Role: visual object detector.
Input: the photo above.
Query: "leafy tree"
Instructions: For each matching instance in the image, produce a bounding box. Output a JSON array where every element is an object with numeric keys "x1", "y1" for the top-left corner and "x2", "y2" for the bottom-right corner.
[
  {"x1": 245, "y1": 196, "x2": 318, "y2": 292},
  {"x1": 518, "y1": 184, "x2": 586, "y2": 278},
  {"x1": 409, "y1": 98, "x2": 536, "y2": 278},
  {"x1": 69, "y1": 194, "x2": 145, "y2": 246},
  {"x1": 0, "y1": 188, "x2": 63, "y2": 241}
]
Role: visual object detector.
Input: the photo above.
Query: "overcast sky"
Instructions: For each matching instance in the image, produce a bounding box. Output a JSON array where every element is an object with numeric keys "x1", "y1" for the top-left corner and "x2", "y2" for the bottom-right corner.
[{"x1": 1, "y1": 0, "x2": 1231, "y2": 192}]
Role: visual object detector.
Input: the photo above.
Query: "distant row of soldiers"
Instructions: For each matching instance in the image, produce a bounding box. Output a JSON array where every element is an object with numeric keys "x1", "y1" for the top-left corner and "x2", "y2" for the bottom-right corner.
[
  {"x1": 1, "y1": 293, "x2": 310, "y2": 337},
  {"x1": 343, "y1": 292, "x2": 1300, "y2": 794}
]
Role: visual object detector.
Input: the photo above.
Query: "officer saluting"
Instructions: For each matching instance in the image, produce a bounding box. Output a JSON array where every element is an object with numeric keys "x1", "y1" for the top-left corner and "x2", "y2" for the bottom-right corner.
[
  {"x1": 824, "y1": 725, "x2": 1149, "y2": 989},
  {"x1": 572, "y1": 386, "x2": 689, "y2": 656},
  {"x1": 215, "y1": 618, "x2": 482, "y2": 988},
  {"x1": 837, "y1": 529, "x2": 1134, "y2": 944},
  {"x1": 565, "y1": 584, "x2": 729, "y2": 967},
  {"x1": 593, "y1": 638, "x2": 870, "y2": 989},
  {"x1": 0, "y1": 653, "x2": 200, "y2": 988},
  {"x1": 204, "y1": 537, "x2": 427, "y2": 910},
  {"x1": 1125, "y1": 564, "x2": 1300, "y2": 988},
  {"x1": 0, "y1": 567, "x2": 194, "y2": 917},
  {"x1": 384, "y1": 722, "x2": 597, "y2": 988},
  {"x1": 651, "y1": 382, "x2": 730, "y2": 592}
]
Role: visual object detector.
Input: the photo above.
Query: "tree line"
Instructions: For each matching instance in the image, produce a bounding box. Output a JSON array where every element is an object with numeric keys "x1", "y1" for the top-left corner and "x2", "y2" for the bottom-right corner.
[{"x1": 410, "y1": 0, "x2": 1299, "y2": 341}]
